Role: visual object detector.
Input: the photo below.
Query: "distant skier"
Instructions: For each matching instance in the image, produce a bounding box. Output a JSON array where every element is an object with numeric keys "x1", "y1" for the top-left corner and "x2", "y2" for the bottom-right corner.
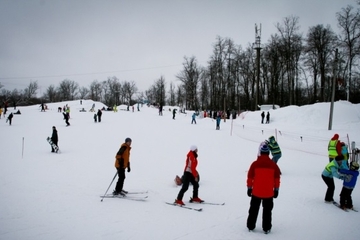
[
  {"x1": 63, "y1": 112, "x2": 70, "y2": 126},
  {"x1": 50, "y1": 126, "x2": 58, "y2": 153},
  {"x1": 94, "y1": 113, "x2": 97, "y2": 123},
  {"x1": 6, "y1": 112, "x2": 13, "y2": 125},
  {"x1": 172, "y1": 108, "x2": 177, "y2": 120},
  {"x1": 261, "y1": 111, "x2": 265, "y2": 124},
  {"x1": 266, "y1": 112, "x2": 270, "y2": 124},
  {"x1": 97, "y1": 109, "x2": 102, "y2": 122},
  {"x1": 191, "y1": 113, "x2": 197, "y2": 124},
  {"x1": 216, "y1": 113, "x2": 221, "y2": 130}
]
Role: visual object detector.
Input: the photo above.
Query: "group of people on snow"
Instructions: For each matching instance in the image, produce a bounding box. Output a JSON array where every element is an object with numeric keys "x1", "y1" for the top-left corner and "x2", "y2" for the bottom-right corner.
[{"x1": 322, "y1": 134, "x2": 359, "y2": 210}]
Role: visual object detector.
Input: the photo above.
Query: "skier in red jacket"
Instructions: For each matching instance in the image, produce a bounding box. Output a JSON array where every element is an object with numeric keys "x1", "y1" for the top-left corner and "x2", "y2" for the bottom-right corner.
[
  {"x1": 174, "y1": 145, "x2": 203, "y2": 206},
  {"x1": 246, "y1": 142, "x2": 281, "y2": 234}
]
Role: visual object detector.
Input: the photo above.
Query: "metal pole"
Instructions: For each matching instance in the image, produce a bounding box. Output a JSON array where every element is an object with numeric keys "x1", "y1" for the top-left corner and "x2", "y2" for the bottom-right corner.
[
  {"x1": 22, "y1": 137, "x2": 24, "y2": 159},
  {"x1": 328, "y1": 49, "x2": 338, "y2": 130},
  {"x1": 100, "y1": 172, "x2": 118, "y2": 202}
]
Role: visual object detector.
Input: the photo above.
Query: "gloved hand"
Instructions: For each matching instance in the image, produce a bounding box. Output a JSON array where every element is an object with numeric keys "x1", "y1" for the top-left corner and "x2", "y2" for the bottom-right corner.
[
  {"x1": 247, "y1": 188, "x2": 252, "y2": 197},
  {"x1": 127, "y1": 162, "x2": 131, "y2": 172},
  {"x1": 273, "y1": 189, "x2": 279, "y2": 198}
]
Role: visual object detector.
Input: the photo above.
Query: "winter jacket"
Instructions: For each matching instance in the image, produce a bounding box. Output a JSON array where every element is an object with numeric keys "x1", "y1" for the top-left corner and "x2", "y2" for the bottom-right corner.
[
  {"x1": 328, "y1": 134, "x2": 342, "y2": 159},
  {"x1": 341, "y1": 145, "x2": 349, "y2": 161},
  {"x1": 192, "y1": 113, "x2": 196, "y2": 120},
  {"x1": 114, "y1": 143, "x2": 131, "y2": 169},
  {"x1": 184, "y1": 150, "x2": 198, "y2": 178},
  {"x1": 322, "y1": 159, "x2": 349, "y2": 179},
  {"x1": 247, "y1": 154, "x2": 281, "y2": 198},
  {"x1": 339, "y1": 169, "x2": 359, "y2": 189},
  {"x1": 51, "y1": 129, "x2": 58, "y2": 143},
  {"x1": 268, "y1": 136, "x2": 281, "y2": 156}
]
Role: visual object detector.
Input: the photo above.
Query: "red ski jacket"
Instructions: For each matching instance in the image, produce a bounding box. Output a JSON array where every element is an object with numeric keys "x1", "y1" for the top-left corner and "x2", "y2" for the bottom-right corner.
[{"x1": 247, "y1": 154, "x2": 281, "y2": 198}]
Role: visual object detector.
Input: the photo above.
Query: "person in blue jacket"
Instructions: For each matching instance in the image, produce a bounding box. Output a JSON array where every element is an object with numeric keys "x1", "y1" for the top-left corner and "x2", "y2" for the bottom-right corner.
[
  {"x1": 191, "y1": 113, "x2": 197, "y2": 124},
  {"x1": 216, "y1": 113, "x2": 221, "y2": 130},
  {"x1": 321, "y1": 155, "x2": 349, "y2": 203},
  {"x1": 338, "y1": 161, "x2": 359, "y2": 210}
]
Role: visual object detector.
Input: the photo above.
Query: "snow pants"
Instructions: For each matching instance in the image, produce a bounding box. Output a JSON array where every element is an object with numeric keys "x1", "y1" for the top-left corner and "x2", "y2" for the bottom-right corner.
[
  {"x1": 340, "y1": 187, "x2": 353, "y2": 208},
  {"x1": 247, "y1": 196, "x2": 274, "y2": 231},
  {"x1": 321, "y1": 175, "x2": 335, "y2": 202},
  {"x1": 115, "y1": 168, "x2": 126, "y2": 193},
  {"x1": 177, "y1": 171, "x2": 199, "y2": 201}
]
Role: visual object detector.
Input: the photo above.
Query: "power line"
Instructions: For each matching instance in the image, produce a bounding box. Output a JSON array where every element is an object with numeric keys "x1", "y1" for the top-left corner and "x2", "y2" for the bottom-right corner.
[{"x1": 0, "y1": 64, "x2": 183, "y2": 81}]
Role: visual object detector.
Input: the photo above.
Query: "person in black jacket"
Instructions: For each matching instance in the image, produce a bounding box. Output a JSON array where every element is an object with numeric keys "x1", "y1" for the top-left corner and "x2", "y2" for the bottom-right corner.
[
  {"x1": 6, "y1": 112, "x2": 13, "y2": 125},
  {"x1": 51, "y1": 126, "x2": 58, "y2": 152},
  {"x1": 97, "y1": 109, "x2": 102, "y2": 122}
]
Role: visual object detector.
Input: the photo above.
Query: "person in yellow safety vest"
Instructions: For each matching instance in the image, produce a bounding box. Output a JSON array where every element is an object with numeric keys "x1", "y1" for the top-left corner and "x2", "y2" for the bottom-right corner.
[{"x1": 328, "y1": 134, "x2": 343, "y2": 162}]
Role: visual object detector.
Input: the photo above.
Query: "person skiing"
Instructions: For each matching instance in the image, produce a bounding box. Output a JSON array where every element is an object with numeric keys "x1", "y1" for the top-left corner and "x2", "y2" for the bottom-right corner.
[
  {"x1": 261, "y1": 111, "x2": 265, "y2": 124},
  {"x1": 50, "y1": 126, "x2": 58, "y2": 153},
  {"x1": 321, "y1": 155, "x2": 349, "y2": 203},
  {"x1": 266, "y1": 136, "x2": 282, "y2": 164},
  {"x1": 174, "y1": 145, "x2": 203, "y2": 205},
  {"x1": 191, "y1": 112, "x2": 197, "y2": 124},
  {"x1": 6, "y1": 112, "x2": 14, "y2": 125},
  {"x1": 246, "y1": 142, "x2": 281, "y2": 234},
  {"x1": 113, "y1": 138, "x2": 132, "y2": 196},
  {"x1": 328, "y1": 133, "x2": 342, "y2": 162},
  {"x1": 97, "y1": 109, "x2": 102, "y2": 122},
  {"x1": 338, "y1": 161, "x2": 359, "y2": 210}
]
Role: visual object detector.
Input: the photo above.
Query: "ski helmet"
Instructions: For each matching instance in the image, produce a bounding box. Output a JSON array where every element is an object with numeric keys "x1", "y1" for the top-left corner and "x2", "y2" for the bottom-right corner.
[{"x1": 350, "y1": 161, "x2": 359, "y2": 171}]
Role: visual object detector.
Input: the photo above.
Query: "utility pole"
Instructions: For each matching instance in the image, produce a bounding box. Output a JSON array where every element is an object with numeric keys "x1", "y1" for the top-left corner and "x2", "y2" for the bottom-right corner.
[
  {"x1": 328, "y1": 48, "x2": 338, "y2": 130},
  {"x1": 253, "y1": 24, "x2": 262, "y2": 111}
]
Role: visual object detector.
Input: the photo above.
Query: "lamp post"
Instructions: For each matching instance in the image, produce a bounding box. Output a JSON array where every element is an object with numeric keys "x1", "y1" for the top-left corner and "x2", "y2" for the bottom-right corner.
[
  {"x1": 328, "y1": 48, "x2": 338, "y2": 130},
  {"x1": 253, "y1": 24, "x2": 262, "y2": 111}
]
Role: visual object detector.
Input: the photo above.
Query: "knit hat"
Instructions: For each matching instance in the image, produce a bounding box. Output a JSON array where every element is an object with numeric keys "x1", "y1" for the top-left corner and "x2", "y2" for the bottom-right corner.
[
  {"x1": 125, "y1": 137, "x2": 132, "y2": 143},
  {"x1": 190, "y1": 145, "x2": 198, "y2": 151},
  {"x1": 258, "y1": 142, "x2": 270, "y2": 155}
]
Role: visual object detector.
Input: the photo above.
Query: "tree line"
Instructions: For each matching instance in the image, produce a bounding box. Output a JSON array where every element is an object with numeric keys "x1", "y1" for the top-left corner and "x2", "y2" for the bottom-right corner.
[{"x1": 1, "y1": 3, "x2": 360, "y2": 111}]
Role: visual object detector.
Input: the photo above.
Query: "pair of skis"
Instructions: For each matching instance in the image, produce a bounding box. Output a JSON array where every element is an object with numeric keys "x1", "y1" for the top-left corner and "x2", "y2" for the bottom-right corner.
[
  {"x1": 165, "y1": 200, "x2": 225, "y2": 212},
  {"x1": 100, "y1": 191, "x2": 148, "y2": 201},
  {"x1": 332, "y1": 201, "x2": 358, "y2": 212}
]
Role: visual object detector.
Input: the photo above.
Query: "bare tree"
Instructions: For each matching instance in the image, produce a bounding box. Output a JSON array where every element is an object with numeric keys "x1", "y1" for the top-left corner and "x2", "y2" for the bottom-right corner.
[
  {"x1": 23, "y1": 81, "x2": 39, "y2": 100},
  {"x1": 337, "y1": 5, "x2": 360, "y2": 101},
  {"x1": 89, "y1": 80, "x2": 102, "y2": 101},
  {"x1": 57, "y1": 79, "x2": 79, "y2": 101},
  {"x1": 78, "y1": 86, "x2": 89, "y2": 100},
  {"x1": 43, "y1": 84, "x2": 58, "y2": 102}
]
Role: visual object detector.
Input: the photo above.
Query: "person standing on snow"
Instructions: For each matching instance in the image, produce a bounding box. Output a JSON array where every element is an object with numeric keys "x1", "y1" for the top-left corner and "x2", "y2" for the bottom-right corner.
[
  {"x1": 175, "y1": 145, "x2": 203, "y2": 205},
  {"x1": 261, "y1": 111, "x2": 265, "y2": 124},
  {"x1": 191, "y1": 113, "x2": 197, "y2": 124},
  {"x1": 266, "y1": 136, "x2": 282, "y2": 164},
  {"x1": 6, "y1": 112, "x2": 14, "y2": 125},
  {"x1": 216, "y1": 113, "x2": 221, "y2": 130},
  {"x1": 321, "y1": 155, "x2": 349, "y2": 203},
  {"x1": 328, "y1": 133, "x2": 342, "y2": 162},
  {"x1": 338, "y1": 161, "x2": 359, "y2": 210},
  {"x1": 266, "y1": 111, "x2": 270, "y2": 124},
  {"x1": 172, "y1": 108, "x2": 177, "y2": 119},
  {"x1": 50, "y1": 126, "x2": 58, "y2": 153},
  {"x1": 113, "y1": 138, "x2": 132, "y2": 196},
  {"x1": 247, "y1": 142, "x2": 281, "y2": 234},
  {"x1": 97, "y1": 109, "x2": 102, "y2": 122}
]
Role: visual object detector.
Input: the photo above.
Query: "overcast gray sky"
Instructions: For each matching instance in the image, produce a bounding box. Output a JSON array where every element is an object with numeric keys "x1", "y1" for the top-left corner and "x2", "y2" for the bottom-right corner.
[{"x1": 0, "y1": 0, "x2": 356, "y2": 94}]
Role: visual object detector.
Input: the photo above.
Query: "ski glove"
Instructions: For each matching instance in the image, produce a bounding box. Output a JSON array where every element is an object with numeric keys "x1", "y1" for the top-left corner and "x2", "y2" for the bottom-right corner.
[
  {"x1": 273, "y1": 189, "x2": 279, "y2": 198},
  {"x1": 247, "y1": 188, "x2": 252, "y2": 197},
  {"x1": 127, "y1": 162, "x2": 131, "y2": 172}
]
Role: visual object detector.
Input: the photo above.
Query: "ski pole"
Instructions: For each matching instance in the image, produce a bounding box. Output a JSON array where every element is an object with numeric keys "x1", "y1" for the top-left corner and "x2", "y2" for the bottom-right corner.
[{"x1": 100, "y1": 172, "x2": 118, "y2": 202}]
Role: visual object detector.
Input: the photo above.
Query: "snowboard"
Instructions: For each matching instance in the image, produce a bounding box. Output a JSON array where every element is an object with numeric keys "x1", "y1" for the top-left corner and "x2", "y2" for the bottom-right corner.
[{"x1": 47, "y1": 137, "x2": 59, "y2": 153}]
